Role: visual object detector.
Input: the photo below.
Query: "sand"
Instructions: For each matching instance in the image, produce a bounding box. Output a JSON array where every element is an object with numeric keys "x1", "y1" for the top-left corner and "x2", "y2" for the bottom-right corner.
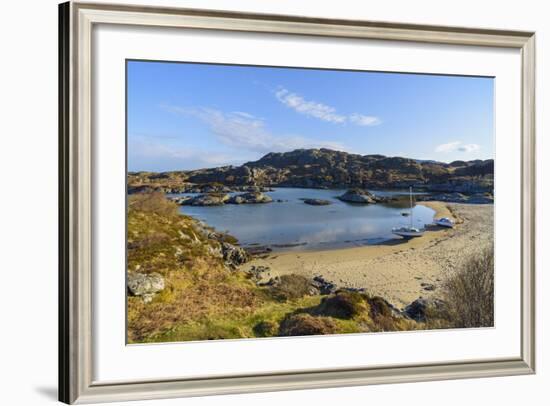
[{"x1": 240, "y1": 202, "x2": 494, "y2": 308}]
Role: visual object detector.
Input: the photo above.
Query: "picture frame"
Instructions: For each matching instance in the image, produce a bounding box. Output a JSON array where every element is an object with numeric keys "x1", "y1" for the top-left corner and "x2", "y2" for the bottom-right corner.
[{"x1": 59, "y1": 1, "x2": 536, "y2": 404}]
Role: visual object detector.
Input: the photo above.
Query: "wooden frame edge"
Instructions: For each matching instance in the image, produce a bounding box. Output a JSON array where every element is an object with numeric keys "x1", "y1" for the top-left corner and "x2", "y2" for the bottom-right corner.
[{"x1": 59, "y1": 1, "x2": 536, "y2": 403}]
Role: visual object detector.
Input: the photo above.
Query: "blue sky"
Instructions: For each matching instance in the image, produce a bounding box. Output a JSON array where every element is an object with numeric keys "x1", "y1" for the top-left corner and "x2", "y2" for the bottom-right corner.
[{"x1": 127, "y1": 60, "x2": 494, "y2": 172}]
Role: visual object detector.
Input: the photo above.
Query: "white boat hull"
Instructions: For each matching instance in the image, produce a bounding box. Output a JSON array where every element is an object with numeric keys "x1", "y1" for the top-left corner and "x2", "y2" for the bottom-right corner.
[{"x1": 434, "y1": 218, "x2": 454, "y2": 228}]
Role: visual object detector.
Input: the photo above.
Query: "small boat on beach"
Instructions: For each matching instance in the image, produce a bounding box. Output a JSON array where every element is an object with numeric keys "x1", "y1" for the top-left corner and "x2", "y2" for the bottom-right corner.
[
  {"x1": 434, "y1": 217, "x2": 454, "y2": 228},
  {"x1": 392, "y1": 187, "x2": 425, "y2": 239}
]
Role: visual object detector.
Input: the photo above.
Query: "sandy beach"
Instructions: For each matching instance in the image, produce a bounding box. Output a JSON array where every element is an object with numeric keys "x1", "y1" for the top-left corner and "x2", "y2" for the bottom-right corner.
[{"x1": 240, "y1": 202, "x2": 494, "y2": 308}]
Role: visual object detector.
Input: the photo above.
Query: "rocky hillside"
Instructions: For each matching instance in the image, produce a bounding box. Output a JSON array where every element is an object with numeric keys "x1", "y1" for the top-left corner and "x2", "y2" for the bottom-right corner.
[{"x1": 129, "y1": 148, "x2": 494, "y2": 194}]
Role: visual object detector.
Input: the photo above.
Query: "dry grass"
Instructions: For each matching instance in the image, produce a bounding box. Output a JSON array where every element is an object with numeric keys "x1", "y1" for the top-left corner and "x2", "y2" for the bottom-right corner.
[{"x1": 442, "y1": 246, "x2": 494, "y2": 328}]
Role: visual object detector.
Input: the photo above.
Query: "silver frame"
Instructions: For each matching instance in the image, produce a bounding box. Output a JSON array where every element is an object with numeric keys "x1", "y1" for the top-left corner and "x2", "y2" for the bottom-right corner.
[{"x1": 59, "y1": 1, "x2": 536, "y2": 404}]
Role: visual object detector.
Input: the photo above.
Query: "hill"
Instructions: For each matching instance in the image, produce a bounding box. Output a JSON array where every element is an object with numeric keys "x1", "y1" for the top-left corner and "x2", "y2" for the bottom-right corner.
[{"x1": 128, "y1": 148, "x2": 493, "y2": 194}]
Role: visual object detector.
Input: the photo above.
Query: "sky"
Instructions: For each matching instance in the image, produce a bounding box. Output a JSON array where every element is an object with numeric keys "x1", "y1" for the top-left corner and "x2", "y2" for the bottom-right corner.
[{"x1": 127, "y1": 60, "x2": 494, "y2": 172}]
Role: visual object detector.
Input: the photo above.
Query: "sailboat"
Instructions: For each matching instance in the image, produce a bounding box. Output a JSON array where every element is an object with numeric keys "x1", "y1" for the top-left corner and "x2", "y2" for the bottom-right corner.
[{"x1": 392, "y1": 187, "x2": 425, "y2": 238}]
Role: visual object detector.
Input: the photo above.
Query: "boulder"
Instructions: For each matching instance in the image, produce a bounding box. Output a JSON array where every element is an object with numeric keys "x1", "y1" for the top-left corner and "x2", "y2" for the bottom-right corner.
[
  {"x1": 228, "y1": 192, "x2": 272, "y2": 204},
  {"x1": 189, "y1": 193, "x2": 230, "y2": 206},
  {"x1": 403, "y1": 297, "x2": 447, "y2": 322},
  {"x1": 127, "y1": 272, "x2": 165, "y2": 303},
  {"x1": 311, "y1": 275, "x2": 337, "y2": 294},
  {"x1": 337, "y1": 188, "x2": 376, "y2": 204},
  {"x1": 221, "y1": 242, "x2": 249, "y2": 268},
  {"x1": 302, "y1": 198, "x2": 332, "y2": 206}
]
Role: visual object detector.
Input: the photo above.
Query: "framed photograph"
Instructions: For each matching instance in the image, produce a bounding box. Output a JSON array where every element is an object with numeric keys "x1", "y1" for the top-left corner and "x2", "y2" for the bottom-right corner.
[{"x1": 59, "y1": 1, "x2": 535, "y2": 404}]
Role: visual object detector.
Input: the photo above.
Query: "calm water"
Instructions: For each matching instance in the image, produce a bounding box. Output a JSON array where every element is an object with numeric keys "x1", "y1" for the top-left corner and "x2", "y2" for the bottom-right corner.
[{"x1": 171, "y1": 188, "x2": 434, "y2": 251}]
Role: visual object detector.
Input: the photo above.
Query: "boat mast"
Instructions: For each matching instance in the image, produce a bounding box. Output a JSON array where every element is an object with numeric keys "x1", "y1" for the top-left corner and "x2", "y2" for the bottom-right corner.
[{"x1": 409, "y1": 186, "x2": 413, "y2": 229}]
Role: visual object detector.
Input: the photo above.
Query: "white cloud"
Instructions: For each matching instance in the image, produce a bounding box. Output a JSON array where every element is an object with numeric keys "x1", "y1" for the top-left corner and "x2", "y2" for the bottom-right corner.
[
  {"x1": 162, "y1": 104, "x2": 346, "y2": 154},
  {"x1": 275, "y1": 88, "x2": 346, "y2": 123},
  {"x1": 128, "y1": 135, "x2": 243, "y2": 171},
  {"x1": 435, "y1": 141, "x2": 481, "y2": 153},
  {"x1": 349, "y1": 113, "x2": 382, "y2": 127},
  {"x1": 275, "y1": 87, "x2": 381, "y2": 127},
  {"x1": 457, "y1": 143, "x2": 481, "y2": 153}
]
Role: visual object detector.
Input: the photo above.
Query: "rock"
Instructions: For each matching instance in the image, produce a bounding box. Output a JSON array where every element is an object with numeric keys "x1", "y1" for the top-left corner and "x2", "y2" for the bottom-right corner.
[
  {"x1": 337, "y1": 188, "x2": 376, "y2": 204},
  {"x1": 169, "y1": 196, "x2": 193, "y2": 205},
  {"x1": 421, "y1": 282, "x2": 436, "y2": 291},
  {"x1": 221, "y1": 242, "x2": 249, "y2": 268},
  {"x1": 311, "y1": 275, "x2": 337, "y2": 294},
  {"x1": 127, "y1": 272, "x2": 165, "y2": 302},
  {"x1": 228, "y1": 195, "x2": 246, "y2": 204},
  {"x1": 188, "y1": 193, "x2": 230, "y2": 206},
  {"x1": 302, "y1": 198, "x2": 332, "y2": 206},
  {"x1": 246, "y1": 265, "x2": 271, "y2": 282},
  {"x1": 228, "y1": 192, "x2": 272, "y2": 204},
  {"x1": 403, "y1": 297, "x2": 447, "y2": 322}
]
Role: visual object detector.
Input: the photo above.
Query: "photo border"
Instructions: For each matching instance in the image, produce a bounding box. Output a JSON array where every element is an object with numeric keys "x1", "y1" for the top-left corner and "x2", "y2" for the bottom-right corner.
[{"x1": 59, "y1": 1, "x2": 535, "y2": 403}]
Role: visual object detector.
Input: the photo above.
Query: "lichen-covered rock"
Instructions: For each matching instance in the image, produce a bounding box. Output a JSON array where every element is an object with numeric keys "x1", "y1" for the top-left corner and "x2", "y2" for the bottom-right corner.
[
  {"x1": 221, "y1": 242, "x2": 249, "y2": 268},
  {"x1": 127, "y1": 272, "x2": 165, "y2": 303}
]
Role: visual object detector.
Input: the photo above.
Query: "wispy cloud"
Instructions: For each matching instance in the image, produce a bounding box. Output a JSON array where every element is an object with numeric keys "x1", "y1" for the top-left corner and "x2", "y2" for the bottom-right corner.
[
  {"x1": 274, "y1": 87, "x2": 381, "y2": 127},
  {"x1": 161, "y1": 104, "x2": 346, "y2": 154},
  {"x1": 435, "y1": 141, "x2": 481, "y2": 153},
  {"x1": 128, "y1": 134, "x2": 243, "y2": 171},
  {"x1": 275, "y1": 88, "x2": 346, "y2": 123},
  {"x1": 349, "y1": 113, "x2": 382, "y2": 127}
]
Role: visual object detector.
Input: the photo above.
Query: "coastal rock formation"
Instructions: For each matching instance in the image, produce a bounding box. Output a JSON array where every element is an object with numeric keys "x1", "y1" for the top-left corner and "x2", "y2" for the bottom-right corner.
[
  {"x1": 227, "y1": 192, "x2": 273, "y2": 204},
  {"x1": 302, "y1": 198, "x2": 332, "y2": 206},
  {"x1": 128, "y1": 148, "x2": 494, "y2": 194},
  {"x1": 186, "y1": 193, "x2": 230, "y2": 206},
  {"x1": 127, "y1": 272, "x2": 165, "y2": 303},
  {"x1": 337, "y1": 188, "x2": 376, "y2": 204}
]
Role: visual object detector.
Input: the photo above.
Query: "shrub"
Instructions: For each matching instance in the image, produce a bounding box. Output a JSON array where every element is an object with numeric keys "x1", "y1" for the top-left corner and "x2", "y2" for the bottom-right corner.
[
  {"x1": 443, "y1": 246, "x2": 494, "y2": 328},
  {"x1": 270, "y1": 274, "x2": 313, "y2": 301},
  {"x1": 128, "y1": 192, "x2": 178, "y2": 217},
  {"x1": 278, "y1": 314, "x2": 337, "y2": 336},
  {"x1": 314, "y1": 291, "x2": 369, "y2": 319},
  {"x1": 253, "y1": 320, "x2": 279, "y2": 337}
]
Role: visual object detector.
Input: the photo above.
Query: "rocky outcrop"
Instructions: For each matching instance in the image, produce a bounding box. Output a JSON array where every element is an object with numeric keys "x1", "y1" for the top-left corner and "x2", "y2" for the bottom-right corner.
[
  {"x1": 227, "y1": 192, "x2": 272, "y2": 204},
  {"x1": 337, "y1": 188, "x2": 376, "y2": 204},
  {"x1": 403, "y1": 297, "x2": 447, "y2": 322},
  {"x1": 221, "y1": 242, "x2": 249, "y2": 268},
  {"x1": 189, "y1": 193, "x2": 230, "y2": 206},
  {"x1": 302, "y1": 198, "x2": 332, "y2": 206},
  {"x1": 128, "y1": 148, "x2": 494, "y2": 194},
  {"x1": 127, "y1": 272, "x2": 165, "y2": 303}
]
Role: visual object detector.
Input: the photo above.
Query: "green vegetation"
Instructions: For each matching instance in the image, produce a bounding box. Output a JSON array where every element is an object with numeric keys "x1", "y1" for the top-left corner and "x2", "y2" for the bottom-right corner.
[{"x1": 127, "y1": 193, "x2": 492, "y2": 343}]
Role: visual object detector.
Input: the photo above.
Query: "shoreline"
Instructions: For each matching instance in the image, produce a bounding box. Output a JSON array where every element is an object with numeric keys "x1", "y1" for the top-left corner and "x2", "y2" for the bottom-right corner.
[{"x1": 239, "y1": 202, "x2": 492, "y2": 308}]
